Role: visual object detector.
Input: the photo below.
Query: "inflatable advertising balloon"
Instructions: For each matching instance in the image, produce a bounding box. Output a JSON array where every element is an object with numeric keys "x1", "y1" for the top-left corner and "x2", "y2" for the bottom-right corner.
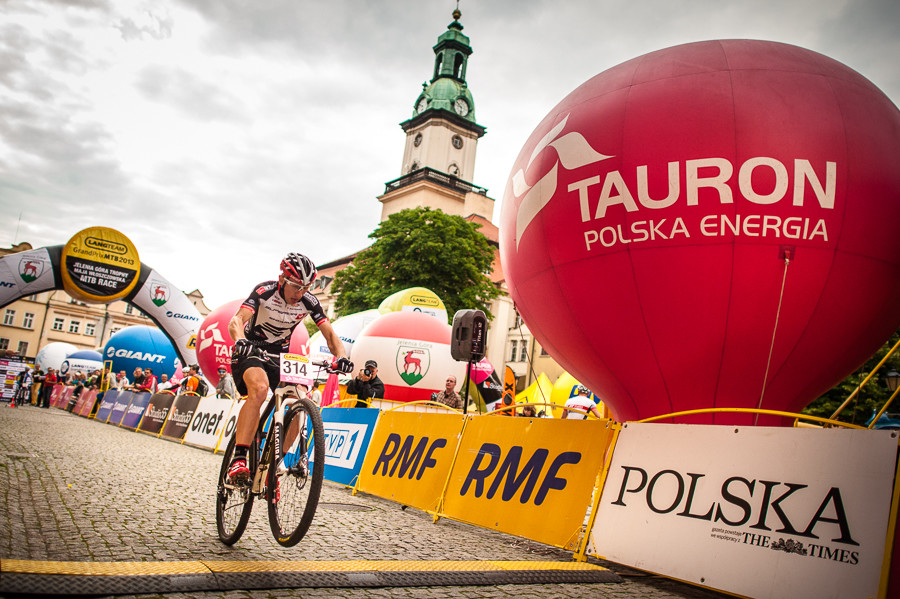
[
  {"x1": 196, "y1": 299, "x2": 241, "y2": 385},
  {"x1": 103, "y1": 325, "x2": 180, "y2": 380},
  {"x1": 378, "y1": 287, "x2": 448, "y2": 323},
  {"x1": 500, "y1": 40, "x2": 900, "y2": 425},
  {"x1": 351, "y1": 310, "x2": 466, "y2": 402},
  {"x1": 35, "y1": 342, "x2": 78, "y2": 371},
  {"x1": 307, "y1": 309, "x2": 382, "y2": 366},
  {"x1": 59, "y1": 350, "x2": 104, "y2": 378}
]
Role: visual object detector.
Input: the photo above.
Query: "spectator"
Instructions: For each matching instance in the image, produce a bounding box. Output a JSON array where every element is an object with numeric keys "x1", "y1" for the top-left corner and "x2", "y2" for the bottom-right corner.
[
  {"x1": 310, "y1": 382, "x2": 323, "y2": 407},
  {"x1": 432, "y1": 375, "x2": 462, "y2": 410},
  {"x1": 115, "y1": 370, "x2": 129, "y2": 391},
  {"x1": 346, "y1": 360, "x2": 384, "y2": 407},
  {"x1": 521, "y1": 404, "x2": 537, "y2": 418},
  {"x1": 215, "y1": 367, "x2": 237, "y2": 399},
  {"x1": 137, "y1": 367, "x2": 157, "y2": 393},
  {"x1": 157, "y1": 372, "x2": 179, "y2": 392},
  {"x1": 561, "y1": 386, "x2": 601, "y2": 420},
  {"x1": 181, "y1": 364, "x2": 200, "y2": 393},
  {"x1": 130, "y1": 367, "x2": 145, "y2": 391},
  {"x1": 41, "y1": 368, "x2": 57, "y2": 408}
]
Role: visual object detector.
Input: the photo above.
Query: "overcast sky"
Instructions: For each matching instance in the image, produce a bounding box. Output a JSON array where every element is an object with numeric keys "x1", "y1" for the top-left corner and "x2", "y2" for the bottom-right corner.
[{"x1": 2, "y1": 0, "x2": 897, "y2": 311}]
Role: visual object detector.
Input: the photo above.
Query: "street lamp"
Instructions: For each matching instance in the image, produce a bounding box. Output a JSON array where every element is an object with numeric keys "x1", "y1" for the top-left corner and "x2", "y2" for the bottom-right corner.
[{"x1": 886, "y1": 370, "x2": 900, "y2": 393}]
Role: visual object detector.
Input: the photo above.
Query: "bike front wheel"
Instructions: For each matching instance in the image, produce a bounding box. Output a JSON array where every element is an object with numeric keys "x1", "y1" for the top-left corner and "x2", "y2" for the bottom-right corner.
[
  {"x1": 216, "y1": 436, "x2": 255, "y2": 545},
  {"x1": 267, "y1": 396, "x2": 325, "y2": 547}
]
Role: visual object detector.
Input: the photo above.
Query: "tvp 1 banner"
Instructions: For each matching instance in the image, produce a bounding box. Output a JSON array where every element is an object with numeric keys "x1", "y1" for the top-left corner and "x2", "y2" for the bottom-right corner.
[
  {"x1": 590, "y1": 423, "x2": 899, "y2": 599},
  {"x1": 183, "y1": 396, "x2": 235, "y2": 451},
  {"x1": 137, "y1": 393, "x2": 176, "y2": 436},
  {"x1": 442, "y1": 417, "x2": 613, "y2": 548},
  {"x1": 358, "y1": 411, "x2": 466, "y2": 512},
  {"x1": 319, "y1": 407, "x2": 381, "y2": 486},
  {"x1": 160, "y1": 394, "x2": 201, "y2": 441}
]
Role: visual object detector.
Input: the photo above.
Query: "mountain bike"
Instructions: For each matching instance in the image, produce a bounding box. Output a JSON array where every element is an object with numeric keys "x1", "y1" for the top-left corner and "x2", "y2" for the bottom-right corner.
[{"x1": 216, "y1": 355, "x2": 332, "y2": 547}]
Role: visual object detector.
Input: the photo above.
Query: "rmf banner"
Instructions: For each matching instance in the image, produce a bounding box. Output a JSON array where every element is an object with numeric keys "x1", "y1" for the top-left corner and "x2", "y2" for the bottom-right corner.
[
  {"x1": 358, "y1": 411, "x2": 466, "y2": 513},
  {"x1": 590, "y1": 423, "x2": 899, "y2": 599},
  {"x1": 442, "y1": 417, "x2": 613, "y2": 548}
]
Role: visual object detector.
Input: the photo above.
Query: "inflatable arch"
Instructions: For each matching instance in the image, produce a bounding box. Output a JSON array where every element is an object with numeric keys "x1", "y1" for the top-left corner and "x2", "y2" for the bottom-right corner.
[{"x1": 0, "y1": 227, "x2": 200, "y2": 367}]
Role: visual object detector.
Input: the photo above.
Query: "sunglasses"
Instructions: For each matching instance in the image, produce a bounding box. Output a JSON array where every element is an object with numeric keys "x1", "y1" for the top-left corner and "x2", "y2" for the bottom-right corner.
[{"x1": 283, "y1": 279, "x2": 311, "y2": 292}]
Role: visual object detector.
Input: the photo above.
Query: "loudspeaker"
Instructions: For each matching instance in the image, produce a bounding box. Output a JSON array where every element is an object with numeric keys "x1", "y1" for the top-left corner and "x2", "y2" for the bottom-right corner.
[{"x1": 450, "y1": 309, "x2": 487, "y2": 362}]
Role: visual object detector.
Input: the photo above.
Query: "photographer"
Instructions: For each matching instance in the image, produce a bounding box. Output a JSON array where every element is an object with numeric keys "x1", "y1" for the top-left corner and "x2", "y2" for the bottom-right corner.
[{"x1": 346, "y1": 359, "x2": 384, "y2": 408}]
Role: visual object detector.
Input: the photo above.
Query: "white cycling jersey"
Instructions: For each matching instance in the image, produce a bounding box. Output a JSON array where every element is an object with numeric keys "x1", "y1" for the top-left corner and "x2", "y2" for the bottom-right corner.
[{"x1": 239, "y1": 281, "x2": 328, "y2": 352}]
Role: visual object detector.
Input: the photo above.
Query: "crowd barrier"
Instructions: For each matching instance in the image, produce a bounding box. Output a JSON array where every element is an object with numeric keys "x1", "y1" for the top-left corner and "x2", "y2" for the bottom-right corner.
[{"x1": 39, "y1": 388, "x2": 899, "y2": 599}]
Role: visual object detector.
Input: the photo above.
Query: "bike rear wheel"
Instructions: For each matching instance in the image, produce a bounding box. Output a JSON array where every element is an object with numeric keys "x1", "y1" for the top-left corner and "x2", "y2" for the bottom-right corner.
[
  {"x1": 267, "y1": 396, "x2": 325, "y2": 546},
  {"x1": 216, "y1": 435, "x2": 255, "y2": 545}
]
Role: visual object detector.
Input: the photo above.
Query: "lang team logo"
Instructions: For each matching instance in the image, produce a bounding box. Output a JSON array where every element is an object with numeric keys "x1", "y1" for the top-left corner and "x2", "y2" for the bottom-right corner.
[
  {"x1": 510, "y1": 114, "x2": 612, "y2": 250},
  {"x1": 396, "y1": 346, "x2": 430, "y2": 386},
  {"x1": 18, "y1": 257, "x2": 46, "y2": 283},
  {"x1": 150, "y1": 282, "x2": 169, "y2": 307}
]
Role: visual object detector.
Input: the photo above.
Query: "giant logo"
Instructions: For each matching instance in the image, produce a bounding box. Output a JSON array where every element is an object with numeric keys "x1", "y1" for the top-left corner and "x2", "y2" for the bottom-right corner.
[{"x1": 499, "y1": 40, "x2": 900, "y2": 425}]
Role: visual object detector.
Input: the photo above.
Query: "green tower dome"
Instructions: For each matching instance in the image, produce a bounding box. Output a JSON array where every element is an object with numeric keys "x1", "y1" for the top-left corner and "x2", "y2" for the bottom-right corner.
[{"x1": 411, "y1": 8, "x2": 477, "y2": 124}]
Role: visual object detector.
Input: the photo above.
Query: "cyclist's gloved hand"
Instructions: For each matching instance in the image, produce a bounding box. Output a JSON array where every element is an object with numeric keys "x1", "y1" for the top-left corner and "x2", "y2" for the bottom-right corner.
[
  {"x1": 333, "y1": 357, "x2": 353, "y2": 374},
  {"x1": 232, "y1": 339, "x2": 254, "y2": 359}
]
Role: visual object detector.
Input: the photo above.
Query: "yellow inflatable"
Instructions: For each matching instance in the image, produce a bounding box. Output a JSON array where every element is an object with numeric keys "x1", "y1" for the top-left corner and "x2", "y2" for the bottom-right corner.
[
  {"x1": 514, "y1": 373, "x2": 552, "y2": 416},
  {"x1": 378, "y1": 287, "x2": 448, "y2": 323}
]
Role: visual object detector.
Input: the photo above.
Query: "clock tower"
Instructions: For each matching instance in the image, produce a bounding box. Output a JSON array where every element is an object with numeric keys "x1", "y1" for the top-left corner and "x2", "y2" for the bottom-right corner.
[{"x1": 378, "y1": 7, "x2": 494, "y2": 223}]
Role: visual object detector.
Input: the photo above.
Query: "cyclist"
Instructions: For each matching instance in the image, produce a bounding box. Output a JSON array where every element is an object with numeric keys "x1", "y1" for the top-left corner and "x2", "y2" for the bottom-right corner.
[{"x1": 226, "y1": 252, "x2": 352, "y2": 484}]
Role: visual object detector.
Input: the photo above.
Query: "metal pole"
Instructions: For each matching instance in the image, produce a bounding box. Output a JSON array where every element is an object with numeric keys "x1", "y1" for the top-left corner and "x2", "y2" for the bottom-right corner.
[
  {"x1": 462, "y1": 359, "x2": 472, "y2": 415},
  {"x1": 830, "y1": 337, "x2": 900, "y2": 420}
]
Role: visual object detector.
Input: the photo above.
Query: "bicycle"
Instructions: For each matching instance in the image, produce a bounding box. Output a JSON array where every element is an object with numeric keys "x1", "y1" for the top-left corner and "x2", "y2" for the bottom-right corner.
[{"x1": 216, "y1": 355, "x2": 335, "y2": 547}]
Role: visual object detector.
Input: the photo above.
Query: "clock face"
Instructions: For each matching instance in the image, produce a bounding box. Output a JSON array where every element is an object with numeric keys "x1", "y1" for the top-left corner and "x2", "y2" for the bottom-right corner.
[
  {"x1": 454, "y1": 98, "x2": 469, "y2": 116},
  {"x1": 452, "y1": 135, "x2": 463, "y2": 150},
  {"x1": 414, "y1": 133, "x2": 423, "y2": 147},
  {"x1": 417, "y1": 98, "x2": 427, "y2": 114}
]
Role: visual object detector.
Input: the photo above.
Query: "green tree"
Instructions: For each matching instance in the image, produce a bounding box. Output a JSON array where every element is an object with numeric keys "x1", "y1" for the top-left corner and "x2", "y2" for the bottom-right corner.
[
  {"x1": 802, "y1": 328, "x2": 900, "y2": 425},
  {"x1": 331, "y1": 207, "x2": 500, "y2": 319}
]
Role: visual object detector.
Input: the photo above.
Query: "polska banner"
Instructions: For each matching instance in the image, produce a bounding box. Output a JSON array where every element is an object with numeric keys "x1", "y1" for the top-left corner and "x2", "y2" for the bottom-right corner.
[{"x1": 589, "y1": 423, "x2": 899, "y2": 599}]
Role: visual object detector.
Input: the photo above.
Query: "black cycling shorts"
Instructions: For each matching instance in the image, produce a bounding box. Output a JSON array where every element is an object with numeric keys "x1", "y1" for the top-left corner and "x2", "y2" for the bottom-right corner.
[{"x1": 231, "y1": 353, "x2": 280, "y2": 397}]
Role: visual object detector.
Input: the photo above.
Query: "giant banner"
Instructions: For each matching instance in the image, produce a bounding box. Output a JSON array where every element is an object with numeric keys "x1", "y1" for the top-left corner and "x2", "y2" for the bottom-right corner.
[
  {"x1": 590, "y1": 424, "x2": 899, "y2": 599},
  {"x1": 443, "y1": 417, "x2": 612, "y2": 548},
  {"x1": 120, "y1": 392, "x2": 152, "y2": 430},
  {"x1": 320, "y1": 407, "x2": 381, "y2": 486}
]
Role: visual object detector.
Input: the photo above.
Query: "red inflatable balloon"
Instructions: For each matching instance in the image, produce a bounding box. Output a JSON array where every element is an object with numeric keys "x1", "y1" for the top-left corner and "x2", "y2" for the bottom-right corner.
[
  {"x1": 197, "y1": 299, "x2": 242, "y2": 385},
  {"x1": 500, "y1": 40, "x2": 900, "y2": 425},
  {"x1": 198, "y1": 298, "x2": 312, "y2": 384}
]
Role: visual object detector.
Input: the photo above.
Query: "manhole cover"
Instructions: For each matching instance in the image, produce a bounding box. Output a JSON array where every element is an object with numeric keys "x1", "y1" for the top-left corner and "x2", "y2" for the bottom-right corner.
[{"x1": 318, "y1": 502, "x2": 373, "y2": 512}]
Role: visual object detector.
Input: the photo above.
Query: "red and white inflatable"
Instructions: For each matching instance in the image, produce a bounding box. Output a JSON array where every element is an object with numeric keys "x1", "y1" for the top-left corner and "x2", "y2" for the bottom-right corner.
[
  {"x1": 351, "y1": 311, "x2": 466, "y2": 402},
  {"x1": 500, "y1": 40, "x2": 900, "y2": 425}
]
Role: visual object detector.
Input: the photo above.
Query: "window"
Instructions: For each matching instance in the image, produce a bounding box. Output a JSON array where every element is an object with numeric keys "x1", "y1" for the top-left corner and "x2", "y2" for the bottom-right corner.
[
  {"x1": 85, "y1": 322, "x2": 96, "y2": 336},
  {"x1": 0, "y1": 338, "x2": 8, "y2": 350},
  {"x1": 3, "y1": 309, "x2": 15, "y2": 326},
  {"x1": 69, "y1": 320, "x2": 81, "y2": 334},
  {"x1": 540, "y1": 347, "x2": 550, "y2": 356},
  {"x1": 17, "y1": 341, "x2": 27, "y2": 355},
  {"x1": 519, "y1": 340, "x2": 529, "y2": 362},
  {"x1": 23, "y1": 312, "x2": 35, "y2": 329},
  {"x1": 110, "y1": 327, "x2": 120, "y2": 336},
  {"x1": 52, "y1": 318, "x2": 64, "y2": 331},
  {"x1": 509, "y1": 340, "x2": 519, "y2": 362},
  {"x1": 124, "y1": 304, "x2": 133, "y2": 315}
]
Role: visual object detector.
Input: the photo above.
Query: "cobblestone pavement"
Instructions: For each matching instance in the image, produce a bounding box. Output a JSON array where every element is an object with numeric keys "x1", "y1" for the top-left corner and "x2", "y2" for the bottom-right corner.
[{"x1": 0, "y1": 404, "x2": 733, "y2": 599}]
